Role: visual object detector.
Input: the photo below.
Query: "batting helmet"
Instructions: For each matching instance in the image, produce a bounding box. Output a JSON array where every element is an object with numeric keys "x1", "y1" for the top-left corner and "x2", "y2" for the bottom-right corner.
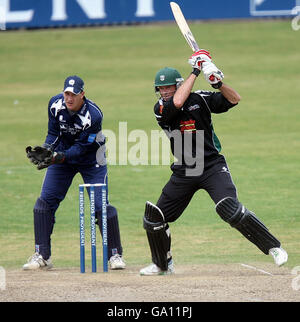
[{"x1": 154, "y1": 67, "x2": 184, "y2": 94}]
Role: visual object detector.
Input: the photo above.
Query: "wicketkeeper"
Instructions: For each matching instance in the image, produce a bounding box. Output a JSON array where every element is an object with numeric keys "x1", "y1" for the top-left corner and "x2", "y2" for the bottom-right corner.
[
  {"x1": 23, "y1": 75, "x2": 126, "y2": 270},
  {"x1": 140, "y1": 50, "x2": 288, "y2": 275}
]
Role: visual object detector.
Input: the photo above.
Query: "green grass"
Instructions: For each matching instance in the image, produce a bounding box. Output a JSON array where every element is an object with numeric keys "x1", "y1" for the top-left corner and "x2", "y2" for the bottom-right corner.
[{"x1": 0, "y1": 20, "x2": 299, "y2": 270}]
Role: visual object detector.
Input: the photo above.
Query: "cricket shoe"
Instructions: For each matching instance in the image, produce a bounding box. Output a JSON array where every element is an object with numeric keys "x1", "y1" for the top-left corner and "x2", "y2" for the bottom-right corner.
[
  {"x1": 23, "y1": 252, "x2": 53, "y2": 271},
  {"x1": 109, "y1": 254, "x2": 126, "y2": 270},
  {"x1": 269, "y1": 247, "x2": 288, "y2": 266},
  {"x1": 140, "y1": 260, "x2": 174, "y2": 276}
]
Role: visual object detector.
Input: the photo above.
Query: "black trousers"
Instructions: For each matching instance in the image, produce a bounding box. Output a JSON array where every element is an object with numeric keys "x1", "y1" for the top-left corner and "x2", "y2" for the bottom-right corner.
[{"x1": 157, "y1": 157, "x2": 237, "y2": 222}]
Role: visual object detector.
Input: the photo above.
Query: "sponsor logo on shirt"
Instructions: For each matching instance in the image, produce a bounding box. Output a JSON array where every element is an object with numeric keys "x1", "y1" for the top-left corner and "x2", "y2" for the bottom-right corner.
[
  {"x1": 187, "y1": 104, "x2": 200, "y2": 111},
  {"x1": 180, "y1": 119, "x2": 196, "y2": 133}
]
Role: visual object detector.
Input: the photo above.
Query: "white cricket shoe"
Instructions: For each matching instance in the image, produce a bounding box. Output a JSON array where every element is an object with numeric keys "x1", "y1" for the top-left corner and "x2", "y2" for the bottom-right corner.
[
  {"x1": 23, "y1": 252, "x2": 53, "y2": 270},
  {"x1": 269, "y1": 247, "x2": 288, "y2": 266},
  {"x1": 140, "y1": 260, "x2": 174, "y2": 276},
  {"x1": 109, "y1": 254, "x2": 126, "y2": 270}
]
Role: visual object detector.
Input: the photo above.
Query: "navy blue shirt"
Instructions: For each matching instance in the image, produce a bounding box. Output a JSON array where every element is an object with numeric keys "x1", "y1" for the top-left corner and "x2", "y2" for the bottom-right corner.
[{"x1": 45, "y1": 93, "x2": 105, "y2": 165}]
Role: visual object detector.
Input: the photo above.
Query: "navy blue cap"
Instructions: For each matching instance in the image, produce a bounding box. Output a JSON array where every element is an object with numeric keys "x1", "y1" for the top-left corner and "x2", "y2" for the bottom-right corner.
[{"x1": 63, "y1": 75, "x2": 84, "y2": 95}]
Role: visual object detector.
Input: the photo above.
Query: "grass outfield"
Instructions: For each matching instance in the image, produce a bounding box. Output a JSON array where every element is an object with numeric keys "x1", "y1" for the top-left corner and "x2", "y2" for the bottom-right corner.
[{"x1": 0, "y1": 20, "x2": 299, "y2": 270}]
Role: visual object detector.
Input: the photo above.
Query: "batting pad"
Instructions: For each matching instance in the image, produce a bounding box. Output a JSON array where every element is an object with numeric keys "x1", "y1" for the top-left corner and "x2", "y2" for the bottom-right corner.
[
  {"x1": 216, "y1": 197, "x2": 280, "y2": 254},
  {"x1": 143, "y1": 201, "x2": 170, "y2": 270}
]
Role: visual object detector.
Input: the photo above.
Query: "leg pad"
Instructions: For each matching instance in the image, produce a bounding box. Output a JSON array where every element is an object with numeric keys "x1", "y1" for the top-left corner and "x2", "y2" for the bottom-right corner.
[
  {"x1": 96, "y1": 204, "x2": 123, "y2": 257},
  {"x1": 143, "y1": 201, "x2": 171, "y2": 270},
  {"x1": 216, "y1": 197, "x2": 280, "y2": 254},
  {"x1": 33, "y1": 198, "x2": 55, "y2": 259}
]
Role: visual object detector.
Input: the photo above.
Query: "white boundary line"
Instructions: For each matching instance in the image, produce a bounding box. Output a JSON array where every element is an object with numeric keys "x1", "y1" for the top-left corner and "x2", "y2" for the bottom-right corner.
[{"x1": 240, "y1": 263, "x2": 274, "y2": 276}]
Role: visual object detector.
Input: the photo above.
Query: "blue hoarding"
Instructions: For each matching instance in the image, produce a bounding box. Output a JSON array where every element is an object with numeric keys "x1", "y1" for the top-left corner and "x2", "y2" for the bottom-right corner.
[{"x1": 0, "y1": 0, "x2": 298, "y2": 30}]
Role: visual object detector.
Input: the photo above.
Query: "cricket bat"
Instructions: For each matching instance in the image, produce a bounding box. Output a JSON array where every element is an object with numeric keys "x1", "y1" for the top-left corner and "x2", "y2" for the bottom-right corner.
[
  {"x1": 170, "y1": 2, "x2": 217, "y2": 82},
  {"x1": 170, "y1": 2, "x2": 200, "y2": 52}
]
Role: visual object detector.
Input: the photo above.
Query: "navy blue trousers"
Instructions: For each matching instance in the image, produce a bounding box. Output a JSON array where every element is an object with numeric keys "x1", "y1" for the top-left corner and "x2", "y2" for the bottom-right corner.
[
  {"x1": 41, "y1": 163, "x2": 108, "y2": 213},
  {"x1": 33, "y1": 163, "x2": 122, "y2": 260}
]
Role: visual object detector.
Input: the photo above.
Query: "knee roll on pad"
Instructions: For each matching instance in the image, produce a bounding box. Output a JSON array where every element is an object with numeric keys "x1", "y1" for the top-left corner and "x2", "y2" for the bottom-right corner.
[
  {"x1": 34, "y1": 197, "x2": 52, "y2": 213},
  {"x1": 216, "y1": 197, "x2": 280, "y2": 254},
  {"x1": 106, "y1": 204, "x2": 117, "y2": 219},
  {"x1": 33, "y1": 198, "x2": 55, "y2": 228},
  {"x1": 143, "y1": 201, "x2": 166, "y2": 232},
  {"x1": 96, "y1": 204, "x2": 117, "y2": 220},
  {"x1": 95, "y1": 204, "x2": 118, "y2": 230},
  {"x1": 143, "y1": 201, "x2": 171, "y2": 270}
]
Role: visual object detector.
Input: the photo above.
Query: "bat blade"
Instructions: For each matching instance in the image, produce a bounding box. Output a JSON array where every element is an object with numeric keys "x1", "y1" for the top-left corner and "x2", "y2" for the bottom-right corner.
[{"x1": 170, "y1": 2, "x2": 200, "y2": 52}]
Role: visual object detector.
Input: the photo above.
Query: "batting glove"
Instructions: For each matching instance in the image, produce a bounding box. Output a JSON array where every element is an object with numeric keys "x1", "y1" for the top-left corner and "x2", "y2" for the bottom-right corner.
[
  {"x1": 202, "y1": 62, "x2": 224, "y2": 89},
  {"x1": 188, "y1": 49, "x2": 212, "y2": 70}
]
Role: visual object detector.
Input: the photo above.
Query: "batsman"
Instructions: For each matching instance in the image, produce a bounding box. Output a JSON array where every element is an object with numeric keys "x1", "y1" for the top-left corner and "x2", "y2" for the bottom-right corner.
[
  {"x1": 23, "y1": 75, "x2": 126, "y2": 270},
  {"x1": 140, "y1": 50, "x2": 288, "y2": 275}
]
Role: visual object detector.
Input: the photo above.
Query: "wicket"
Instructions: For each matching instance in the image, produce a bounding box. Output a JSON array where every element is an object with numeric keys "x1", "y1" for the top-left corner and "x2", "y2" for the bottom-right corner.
[{"x1": 79, "y1": 183, "x2": 108, "y2": 273}]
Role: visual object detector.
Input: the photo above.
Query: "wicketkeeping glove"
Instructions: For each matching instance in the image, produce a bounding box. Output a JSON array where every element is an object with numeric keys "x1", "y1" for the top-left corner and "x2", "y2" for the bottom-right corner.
[
  {"x1": 36, "y1": 151, "x2": 65, "y2": 170},
  {"x1": 188, "y1": 49, "x2": 212, "y2": 70},
  {"x1": 201, "y1": 62, "x2": 224, "y2": 89},
  {"x1": 26, "y1": 145, "x2": 52, "y2": 164},
  {"x1": 26, "y1": 144, "x2": 65, "y2": 170}
]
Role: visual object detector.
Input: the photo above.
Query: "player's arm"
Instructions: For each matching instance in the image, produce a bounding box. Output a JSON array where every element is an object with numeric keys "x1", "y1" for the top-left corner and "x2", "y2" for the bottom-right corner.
[
  {"x1": 219, "y1": 83, "x2": 241, "y2": 105},
  {"x1": 189, "y1": 50, "x2": 241, "y2": 107},
  {"x1": 44, "y1": 118, "x2": 60, "y2": 150},
  {"x1": 173, "y1": 72, "x2": 198, "y2": 108},
  {"x1": 200, "y1": 59, "x2": 241, "y2": 104},
  {"x1": 26, "y1": 97, "x2": 64, "y2": 169}
]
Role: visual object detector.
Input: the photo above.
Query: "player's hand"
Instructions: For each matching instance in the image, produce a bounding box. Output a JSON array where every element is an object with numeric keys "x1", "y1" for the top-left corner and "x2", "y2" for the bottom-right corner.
[
  {"x1": 26, "y1": 145, "x2": 65, "y2": 170},
  {"x1": 26, "y1": 145, "x2": 52, "y2": 164},
  {"x1": 202, "y1": 62, "x2": 224, "y2": 88},
  {"x1": 188, "y1": 49, "x2": 212, "y2": 70},
  {"x1": 36, "y1": 152, "x2": 65, "y2": 170}
]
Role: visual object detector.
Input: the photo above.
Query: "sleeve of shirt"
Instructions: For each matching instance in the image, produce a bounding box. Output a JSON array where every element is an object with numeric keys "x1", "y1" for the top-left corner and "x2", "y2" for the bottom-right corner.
[
  {"x1": 63, "y1": 112, "x2": 103, "y2": 162},
  {"x1": 44, "y1": 97, "x2": 61, "y2": 149},
  {"x1": 154, "y1": 98, "x2": 180, "y2": 126},
  {"x1": 194, "y1": 90, "x2": 237, "y2": 114}
]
